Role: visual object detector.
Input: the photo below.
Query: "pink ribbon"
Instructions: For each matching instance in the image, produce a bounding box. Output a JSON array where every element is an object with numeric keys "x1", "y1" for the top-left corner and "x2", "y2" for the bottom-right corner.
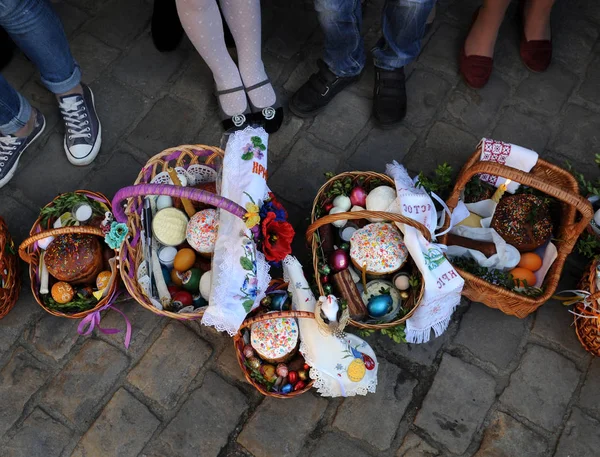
[{"x1": 77, "y1": 292, "x2": 132, "y2": 348}]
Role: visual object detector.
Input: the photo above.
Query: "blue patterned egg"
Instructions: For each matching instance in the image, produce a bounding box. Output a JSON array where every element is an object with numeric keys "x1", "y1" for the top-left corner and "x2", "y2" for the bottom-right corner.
[
  {"x1": 269, "y1": 292, "x2": 290, "y2": 311},
  {"x1": 367, "y1": 295, "x2": 393, "y2": 318},
  {"x1": 281, "y1": 384, "x2": 293, "y2": 394}
]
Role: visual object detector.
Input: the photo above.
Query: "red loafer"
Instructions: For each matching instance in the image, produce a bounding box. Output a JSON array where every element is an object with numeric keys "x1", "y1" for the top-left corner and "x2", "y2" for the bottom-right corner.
[
  {"x1": 459, "y1": 8, "x2": 494, "y2": 89},
  {"x1": 519, "y1": 0, "x2": 552, "y2": 72}
]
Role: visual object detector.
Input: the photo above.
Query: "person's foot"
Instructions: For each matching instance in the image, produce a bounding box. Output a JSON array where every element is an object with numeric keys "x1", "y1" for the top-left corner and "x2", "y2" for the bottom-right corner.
[
  {"x1": 0, "y1": 109, "x2": 45, "y2": 189},
  {"x1": 520, "y1": 0, "x2": 552, "y2": 72},
  {"x1": 372, "y1": 67, "x2": 407, "y2": 128},
  {"x1": 58, "y1": 83, "x2": 101, "y2": 166},
  {"x1": 460, "y1": 8, "x2": 498, "y2": 89},
  {"x1": 289, "y1": 60, "x2": 361, "y2": 118}
]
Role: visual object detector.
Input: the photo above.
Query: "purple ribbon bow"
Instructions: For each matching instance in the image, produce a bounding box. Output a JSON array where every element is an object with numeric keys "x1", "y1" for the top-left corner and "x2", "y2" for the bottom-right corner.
[{"x1": 77, "y1": 291, "x2": 132, "y2": 348}]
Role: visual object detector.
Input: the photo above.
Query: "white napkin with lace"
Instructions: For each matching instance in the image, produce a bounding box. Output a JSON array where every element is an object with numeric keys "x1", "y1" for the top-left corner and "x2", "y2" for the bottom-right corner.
[
  {"x1": 478, "y1": 138, "x2": 538, "y2": 193},
  {"x1": 283, "y1": 255, "x2": 378, "y2": 397},
  {"x1": 202, "y1": 127, "x2": 271, "y2": 335}
]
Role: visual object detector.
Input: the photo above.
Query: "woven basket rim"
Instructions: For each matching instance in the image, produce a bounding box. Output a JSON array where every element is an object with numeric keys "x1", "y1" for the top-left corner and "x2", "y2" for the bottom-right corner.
[{"x1": 0, "y1": 217, "x2": 20, "y2": 318}]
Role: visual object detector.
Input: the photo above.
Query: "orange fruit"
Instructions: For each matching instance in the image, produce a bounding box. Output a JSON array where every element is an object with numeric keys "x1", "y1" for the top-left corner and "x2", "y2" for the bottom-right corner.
[
  {"x1": 517, "y1": 252, "x2": 543, "y2": 272},
  {"x1": 510, "y1": 267, "x2": 537, "y2": 288}
]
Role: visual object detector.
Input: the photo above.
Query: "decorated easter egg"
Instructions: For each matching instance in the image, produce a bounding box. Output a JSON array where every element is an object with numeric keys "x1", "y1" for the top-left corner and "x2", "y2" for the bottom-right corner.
[
  {"x1": 329, "y1": 206, "x2": 348, "y2": 228},
  {"x1": 294, "y1": 380, "x2": 307, "y2": 391},
  {"x1": 332, "y1": 195, "x2": 351, "y2": 211},
  {"x1": 96, "y1": 271, "x2": 112, "y2": 290},
  {"x1": 350, "y1": 186, "x2": 367, "y2": 207},
  {"x1": 172, "y1": 290, "x2": 193, "y2": 307},
  {"x1": 192, "y1": 293, "x2": 208, "y2": 309},
  {"x1": 167, "y1": 284, "x2": 181, "y2": 297},
  {"x1": 281, "y1": 384, "x2": 293, "y2": 394},
  {"x1": 243, "y1": 344, "x2": 255, "y2": 358},
  {"x1": 347, "y1": 358, "x2": 366, "y2": 382},
  {"x1": 330, "y1": 249, "x2": 350, "y2": 272},
  {"x1": 199, "y1": 270, "x2": 212, "y2": 300},
  {"x1": 182, "y1": 268, "x2": 202, "y2": 292},
  {"x1": 186, "y1": 209, "x2": 218, "y2": 255},
  {"x1": 367, "y1": 294, "x2": 393, "y2": 317},
  {"x1": 174, "y1": 248, "x2": 196, "y2": 272},
  {"x1": 51, "y1": 282, "x2": 74, "y2": 304},
  {"x1": 298, "y1": 369, "x2": 309, "y2": 381},
  {"x1": 268, "y1": 292, "x2": 290, "y2": 311},
  {"x1": 276, "y1": 363, "x2": 289, "y2": 378},
  {"x1": 171, "y1": 269, "x2": 183, "y2": 286},
  {"x1": 288, "y1": 371, "x2": 298, "y2": 384},
  {"x1": 247, "y1": 356, "x2": 261, "y2": 370},
  {"x1": 260, "y1": 364, "x2": 277, "y2": 382}
]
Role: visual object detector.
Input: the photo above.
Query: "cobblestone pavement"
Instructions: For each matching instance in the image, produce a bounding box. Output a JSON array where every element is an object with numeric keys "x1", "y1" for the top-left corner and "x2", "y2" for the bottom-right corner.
[{"x1": 1, "y1": 0, "x2": 600, "y2": 456}]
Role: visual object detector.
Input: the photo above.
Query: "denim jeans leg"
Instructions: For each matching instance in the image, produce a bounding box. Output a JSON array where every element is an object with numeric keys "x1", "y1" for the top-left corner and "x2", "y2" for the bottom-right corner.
[
  {"x1": 0, "y1": 0, "x2": 81, "y2": 94},
  {"x1": 0, "y1": 75, "x2": 32, "y2": 135},
  {"x1": 314, "y1": 0, "x2": 366, "y2": 77},
  {"x1": 372, "y1": 0, "x2": 436, "y2": 70}
]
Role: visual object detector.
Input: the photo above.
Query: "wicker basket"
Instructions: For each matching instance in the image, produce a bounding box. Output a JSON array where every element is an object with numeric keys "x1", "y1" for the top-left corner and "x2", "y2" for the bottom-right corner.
[
  {"x1": 575, "y1": 260, "x2": 600, "y2": 356},
  {"x1": 233, "y1": 310, "x2": 315, "y2": 397},
  {"x1": 440, "y1": 151, "x2": 593, "y2": 318},
  {"x1": 306, "y1": 171, "x2": 430, "y2": 330},
  {"x1": 0, "y1": 217, "x2": 20, "y2": 318},
  {"x1": 112, "y1": 145, "x2": 250, "y2": 321},
  {"x1": 18, "y1": 191, "x2": 119, "y2": 319}
]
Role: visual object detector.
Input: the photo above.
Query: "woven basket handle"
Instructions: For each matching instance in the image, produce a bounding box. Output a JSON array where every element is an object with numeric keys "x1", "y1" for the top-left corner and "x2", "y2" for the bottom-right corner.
[
  {"x1": 305, "y1": 210, "x2": 432, "y2": 244},
  {"x1": 447, "y1": 160, "x2": 594, "y2": 241},
  {"x1": 239, "y1": 310, "x2": 316, "y2": 331},
  {"x1": 19, "y1": 226, "x2": 106, "y2": 264},
  {"x1": 111, "y1": 183, "x2": 246, "y2": 223}
]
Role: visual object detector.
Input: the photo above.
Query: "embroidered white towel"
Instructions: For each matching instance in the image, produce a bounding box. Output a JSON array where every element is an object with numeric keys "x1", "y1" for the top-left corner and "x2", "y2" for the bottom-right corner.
[{"x1": 478, "y1": 138, "x2": 538, "y2": 193}]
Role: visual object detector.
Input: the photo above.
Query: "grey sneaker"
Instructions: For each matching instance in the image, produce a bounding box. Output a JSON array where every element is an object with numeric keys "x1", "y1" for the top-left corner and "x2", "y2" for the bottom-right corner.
[
  {"x1": 0, "y1": 110, "x2": 45, "y2": 189},
  {"x1": 58, "y1": 83, "x2": 101, "y2": 166}
]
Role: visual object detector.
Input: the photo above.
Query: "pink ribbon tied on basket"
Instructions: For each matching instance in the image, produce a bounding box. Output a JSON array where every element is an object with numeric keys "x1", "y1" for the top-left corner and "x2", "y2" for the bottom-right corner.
[{"x1": 77, "y1": 291, "x2": 132, "y2": 348}]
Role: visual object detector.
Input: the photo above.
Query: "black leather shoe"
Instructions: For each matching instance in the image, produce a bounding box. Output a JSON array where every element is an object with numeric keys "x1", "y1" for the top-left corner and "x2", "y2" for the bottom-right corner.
[
  {"x1": 373, "y1": 66, "x2": 407, "y2": 128},
  {"x1": 289, "y1": 60, "x2": 361, "y2": 118}
]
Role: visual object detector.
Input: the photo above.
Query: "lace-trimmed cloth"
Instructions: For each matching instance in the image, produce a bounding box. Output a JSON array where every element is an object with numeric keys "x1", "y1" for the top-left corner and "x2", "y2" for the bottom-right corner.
[
  {"x1": 202, "y1": 126, "x2": 271, "y2": 335},
  {"x1": 283, "y1": 256, "x2": 378, "y2": 397}
]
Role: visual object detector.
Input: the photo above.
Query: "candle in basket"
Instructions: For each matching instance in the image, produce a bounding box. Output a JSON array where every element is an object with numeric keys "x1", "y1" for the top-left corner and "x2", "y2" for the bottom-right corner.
[{"x1": 491, "y1": 179, "x2": 512, "y2": 203}]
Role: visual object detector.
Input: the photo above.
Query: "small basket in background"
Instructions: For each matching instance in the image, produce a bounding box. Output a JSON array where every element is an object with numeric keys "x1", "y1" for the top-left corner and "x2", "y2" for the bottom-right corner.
[{"x1": 0, "y1": 217, "x2": 19, "y2": 318}]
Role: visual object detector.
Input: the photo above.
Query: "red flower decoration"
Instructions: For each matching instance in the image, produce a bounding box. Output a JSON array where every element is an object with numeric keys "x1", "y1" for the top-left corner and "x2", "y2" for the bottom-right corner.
[
  {"x1": 261, "y1": 212, "x2": 295, "y2": 262},
  {"x1": 268, "y1": 192, "x2": 288, "y2": 219}
]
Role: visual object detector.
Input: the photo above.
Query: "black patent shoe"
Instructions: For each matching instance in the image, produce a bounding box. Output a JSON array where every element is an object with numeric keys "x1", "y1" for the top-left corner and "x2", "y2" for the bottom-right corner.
[
  {"x1": 216, "y1": 86, "x2": 251, "y2": 132},
  {"x1": 289, "y1": 59, "x2": 361, "y2": 118},
  {"x1": 373, "y1": 66, "x2": 407, "y2": 128},
  {"x1": 244, "y1": 79, "x2": 284, "y2": 134}
]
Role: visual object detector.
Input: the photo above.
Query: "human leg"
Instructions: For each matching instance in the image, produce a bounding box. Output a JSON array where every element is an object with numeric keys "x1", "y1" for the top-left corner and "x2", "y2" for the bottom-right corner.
[{"x1": 520, "y1": 0, "x2": 554, "y2": 72}]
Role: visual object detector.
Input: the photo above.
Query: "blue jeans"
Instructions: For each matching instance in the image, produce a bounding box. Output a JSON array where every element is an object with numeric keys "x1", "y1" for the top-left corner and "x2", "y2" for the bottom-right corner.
[
  {"x1": 315, "y1": 0, "x2": 436, "y2": 77},
  {"x1": 0, "y1": 0, "x2": 80, "y2": 134}
]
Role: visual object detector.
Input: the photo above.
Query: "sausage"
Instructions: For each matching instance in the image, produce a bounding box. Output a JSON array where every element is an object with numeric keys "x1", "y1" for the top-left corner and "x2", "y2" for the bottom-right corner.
[{"x1": 446, "y1": 233, "x2": 497, "y2": 257}]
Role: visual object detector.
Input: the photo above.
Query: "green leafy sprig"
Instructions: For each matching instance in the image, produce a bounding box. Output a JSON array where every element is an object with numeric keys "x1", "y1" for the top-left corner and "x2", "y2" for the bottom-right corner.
[
  {"x1": 565, "y1": 155, "x2": 600, "y2": 198},
  {"x1": 39, "y1": 193, "x2": 106, "y2": 228},
  {"x1": 577, "y1": 233, "x2": 600, "y2": 260},
  {"x1": 416, "y1": 163, "x2": 454, "y2": 197},
  {"x1": 43, "y1": 292, "x2": 98, "y2": 313}
]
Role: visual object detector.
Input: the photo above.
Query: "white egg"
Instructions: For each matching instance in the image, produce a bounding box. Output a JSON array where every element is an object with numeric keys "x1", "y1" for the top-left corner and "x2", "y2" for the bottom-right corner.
[
  {"x1": 393, "y1": 274, "x2": 410, "y2": 291},
  {"x1": 329, "y1": 206, "x2": 347, "y2": 228},
  {"x1": 366, "y1": 186, "x2": 396, "y2": 222},
  {"x1": 332, "y1": 195, "x2": 352, "y2": 211},
  {"x1": 199, "y1": 270, "x2": 212, "y2": 300},
  {"x1": 350, "y1": 205, "x2": 364, "y2": 212},
  {"x1": 156, "y1": 195, "x2": 173, "y2": 210},
  {"x1": 594, "y1": 209, "x2": 600, "y2": 227}
]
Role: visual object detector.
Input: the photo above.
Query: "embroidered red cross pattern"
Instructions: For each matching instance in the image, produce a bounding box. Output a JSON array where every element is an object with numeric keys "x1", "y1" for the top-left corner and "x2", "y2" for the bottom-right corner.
[{"x1": 480, "y1": 139, "x2": 511, "y2": 185}]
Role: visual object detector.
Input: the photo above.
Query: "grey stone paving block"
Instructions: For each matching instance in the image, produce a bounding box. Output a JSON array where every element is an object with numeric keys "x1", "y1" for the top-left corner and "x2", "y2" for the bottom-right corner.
[
  {"x1": 333, "y1": 360, "x2": 417, "y2": 450},
  {"x1": 0, "y1": 347, "x2": 51, "y2": 436},
  {"x1": 491, "y1": 107, "x2": 550, "y2": 153},
  {"x1": 308, "y1": 91, "x2": 371, "y2": 150},
  {"x1": 554, "y1": 408, "x2": 600, "y2": 457},
  {"x1": 269, "y1": 137, "x2": 340, "y2": 207},
  {"x1": 500, "y1": 345, "x2": 580, "y2": 431},
  {"x1": 514, "y1": 64, "x2": 576, "y2": 114},
  {"x1": 53, "y1": 1, "x2": 89, "y2": 37},
  {"x1": 553, "y1": 104, "x2": 600, "y2": 168},
  {"x1": 71, "y1": 33, "x2": 120, "y2": 83},
  {"x1": 396, "y1": 432, "x2": 440, "y2": 457},
  {"x1": 0, "y1": 197, "x2": 38, "y2": 245},
  {"x1": 403, "y1": 70, "x2": 452, "y2": 131},
  {"x1": 112, "y1": 34, "x2": 188, "y2": 97},
  {"x1": 405, "y1": 122, "x2": 478, "y2": 174},
  {"x1": 0, "y1": 288, "x2": 42, "y2": 354},
  {"x1": 215, "y1": 344, "x2": 248, "y2": 384},
  {"x1": 127, "y1": 322, "x2": 212, "y2": 410},
  {"x1": 473, "y1": 411, "x2": 547, "y2": 457},
  {"x1": 144, "y1": 372, "x2": 248, "y2": 457},
  {"x1": 127, "y1": 96, "x2": 205, "y2": 153},
  {"x1": 283, "y1": 46, "x2": 321, "y2": 93},
  {"x1": 89, "y1": 76, "x2": 149, "y2": 151},
  {"x1": 76, "y1": 149, "x2": 142, "y2": 199},
  {"x1": 444, "y1": 75, "x2": 510, "y2": 137},
  {"x1": 72, "y1": 388, "x2": 159, "y2": 457},
  {"x1": 570, "y1": 0, "x2": 600, "y2": 24},
  {"x1": 42, "y1": 339, "x2": 129, "y2": 424},
  {"x1": 454, "y1": 302, "x2": 528, "y2": 370},
  {"x1": 312, "y1": 433, "x2": 373, "y2": 457},
  {"x1": 238, "y1": 393, "x2": 327, "y2": 457},
  {"x1": 553, "y1": 18, "x2": 599, "y2": 72},
  {"x1": 86, "y1": 0, "x2": 150, "y2": 49},
  {"x1": 492, "y1": 20, "x2": 529, "y2": 82},
  {"x1": 265, "y1": 9, "x2": 317, "y2": 59},
  {"x1": 2, "y1": 408, "x2": 72, "y2": 457},
  {"x1": 375, "y1": 329, "x2": 449, "y2": 367},
  {"x1": 170, "y1": 57, "x2": 215, "y2": 105},
  {"x1": 418, "y1": 24, "x2": 461, "y2": 77},
  {"x1": 263, "y1": 51, "x2": 288, "y2": 85},
  {"x1": 348, "y1": 125, "x2": 416, "y2": 172},
  {"x1": 414, "y1": 354, "x2": 496, "y2": 454},
  {"x1": 442, "y1": 0, "x2": 483, "y2": 26},
  {"x1": 64, "y1": 0, "x2": 111, "y2": 13},
  {"x1": 2, "y1": 53, "x2": 36, "y2": 91},
  {"x1": 24, "y1": 314, "x2": 79, "y2": 361},
  {"x1": 579, "y1": 52, "x2": 600, "y2": 105},
  {"x1": 20, "y1": 80, "x2": 61, "y2": 135},
  {"x1": 576, "y1": 358, "x2": 600, "y2": 419},
  {"x1": 96, "y1": 299, "x2": 161, "y2": 352},
  {"x1": 268, "y1": 115, "x2": 304, "y2": 165}
]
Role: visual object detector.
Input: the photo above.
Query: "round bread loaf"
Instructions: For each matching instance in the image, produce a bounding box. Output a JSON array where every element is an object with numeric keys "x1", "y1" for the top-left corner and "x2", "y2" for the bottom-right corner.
[
  {"x1": 44, "y1": 234, "x2": 103, "y2": 284},
  {"x1": 250, "y1": 316, "x2": 299, "y2": 364},
  {"x1": 491, "y1": 194, "x2": 553, "y2": 252},
  {"x1": 349, "y1": 222, "x2": 408, "y2": 275}
]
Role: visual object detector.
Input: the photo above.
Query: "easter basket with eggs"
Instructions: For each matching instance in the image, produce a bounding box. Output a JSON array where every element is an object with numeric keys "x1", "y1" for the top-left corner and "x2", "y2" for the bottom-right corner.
[
  {"x1": 306, "y1": 171, "x2": 427, "y2": 336},
  {"x1": 112, "y1": 144, "x2": 232, "y2": 320},
  {"x1": 18, "y1": 191, "x2": 120, "y2": 319},
  {"x1": 0, "y1": 217, "x2": 20, "y2": 318},
  {"x1": 439, "y1": 141, "x2": 593, "y2": 318}
]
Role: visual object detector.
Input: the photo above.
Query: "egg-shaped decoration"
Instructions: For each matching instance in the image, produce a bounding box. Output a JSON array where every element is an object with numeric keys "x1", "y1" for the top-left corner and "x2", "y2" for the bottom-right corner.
[
  {"x1": 156, "y1": 195, "x2": 173, "y2": 210},
  {"x1": 350, "y1": 186, "x2": 368, "y2": 207},
  {"x1": 167, "y1": 284, "x2": 181, "y2": 297},
  {"x1": 350, "y1": 205, "x2": 364, "y2": 212},
  {"x1": 172, "y1": 290, "x2": 193, "y2": 306},
  {"x1": 247, "y1": 356, "x2": 262, "y2": 370},
  {"x1": 171, "y1": 269, "x2": 184, "y2": 286},
  {"x1": 323, "y1": 284, "x2": 333, "y2": 294},
  {"x1": 303, "y1": 363, "x2": 310, "y2": 371},
  {"x1": 293, "y1": 380, "x2": 307, "y2": 391},
  {"x1": 288, "y1": 371, "x2": 298, "y2": 384},
  {"x1": 161, "y1": 266, "x2": 173, "y2": 285},
  {"x1": 298, "y1": 369, "x2": 309, "y2": 381},
  {"x1": 182, "y1": 268, "x2": 202, "y2": 292},
  {"x1": 281, "y1": 384, "x2": 293, "y2": 394},
  {"x1": 329, "y1": 248, "x2": 350, "y2": 272},
  {"x1": 192, "y1": 293, "x2": 208, "y2": 309},
  {"x1": 367, "y1": 294, "x2": 393, "y2": 318},
  {"x1": 329, "y1": 206, "x2": 348, "y2": 228},
  {"x1": 51, "y1": 282, "x2": 74, "y2": 304},
  {"x1": 339, "y1": 242, "x2": 350, "y2": 251},
  {"x1": 243, "y1": 344, "x2": 255, "y2": 359},
  {"x1": 323, "y1": 202, "x2": 334, "y2": 212},
  {"x1": 276, "y1": 363, "x2": 289, "y2": 378},
  {"x1": 199, "y1": 270, "x2": 212, "y2": 300},
  {"x1": 96, "y1": 271, "x2": 112, "y2": 290},
  {"x1": 260, "y1": 364, "x2": 277, "y2": 382},
  {"x1": 174, "y1": 248, "x2": 196, "y2": 272},
  {"x1": 317, "y1": 262, "x2": 331, "y2": 275},
  {"x1": 269, "y1": 292, "x2": 290, "y2": 311},
  {"x1": 393, "y1": 273, "x2": 410, "y2": 291},
  {"x1": 332, "y1": 195, "x2": 352, "y2": 211},
  {"x1": 400, "y1": 291, "x2": 409, "y2": 300}
]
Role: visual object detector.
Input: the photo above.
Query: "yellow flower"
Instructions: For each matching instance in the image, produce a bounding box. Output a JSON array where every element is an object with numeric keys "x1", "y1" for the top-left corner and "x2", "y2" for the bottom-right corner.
[{"x1": 244, "y1": 202, "x2": 260, "y2": 228}]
